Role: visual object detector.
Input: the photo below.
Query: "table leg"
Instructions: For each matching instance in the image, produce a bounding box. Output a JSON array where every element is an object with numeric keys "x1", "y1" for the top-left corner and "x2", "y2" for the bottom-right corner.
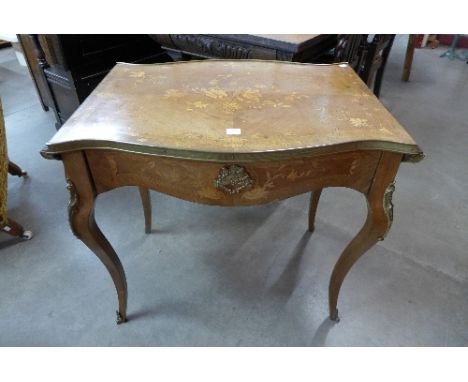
[
  {"x1": 402, "y1": 34, "x2": 416, "y2": 82},
  {"x1": 8, "y1": 161, "x2": 27, "y2": 177},
  {"x1": 63, "y1": 151, "x2": 128, "y2": 324},
  {"x1": 138, "y1": 186, "x2": 152, "y2": 234},
  {"x1": 308, "y1": 189, "x2": 322, "y2": 232},
  {"x1": 1, "y1": 217, "x2": 33, "y2": 239},
  {"x1": 328, "y1": 152, "x2": 401, "y2": 321}
]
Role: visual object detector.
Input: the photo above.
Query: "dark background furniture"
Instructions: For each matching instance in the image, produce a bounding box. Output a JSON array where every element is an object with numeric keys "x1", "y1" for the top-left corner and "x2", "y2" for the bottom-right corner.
[
  {"x1": 18, "y1": 35, "x2": 170, "y2": 128},
  {"x1": 332, "y1": 35, "x2": 395, "y2": 97},
  {"x1": 151, "y1": 34, "x2": 337, "y2": 62}
]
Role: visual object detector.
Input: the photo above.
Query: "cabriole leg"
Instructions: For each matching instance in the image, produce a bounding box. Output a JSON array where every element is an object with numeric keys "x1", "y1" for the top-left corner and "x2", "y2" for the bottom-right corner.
[
  {"x1": 8, "y1": 161, "x2": 27, "y2": 177},
  {"x1": 328, "y1": 152, "x2": 401, "y2": 322},
  {"x1": 63, "y1": 151, "x2": 128, "y2": 324}
]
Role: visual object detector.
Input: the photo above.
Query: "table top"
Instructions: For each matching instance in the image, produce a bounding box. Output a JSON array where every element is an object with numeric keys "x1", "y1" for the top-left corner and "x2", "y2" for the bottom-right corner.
[{"x1": 43, "y1": 60, "x2": 422, "y2": 162}]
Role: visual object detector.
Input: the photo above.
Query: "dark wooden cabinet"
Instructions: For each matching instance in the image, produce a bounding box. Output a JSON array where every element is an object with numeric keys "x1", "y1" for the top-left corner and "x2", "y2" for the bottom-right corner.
[
  {"x1": 151, "y1": 34, "x2": 337, "y2": 62},
  {"x1": 333, "y1": 35, "x2": 395, "y2": 98},
  {"x1": 19, "y1": 35, "x2": 171, "y2": 128}
]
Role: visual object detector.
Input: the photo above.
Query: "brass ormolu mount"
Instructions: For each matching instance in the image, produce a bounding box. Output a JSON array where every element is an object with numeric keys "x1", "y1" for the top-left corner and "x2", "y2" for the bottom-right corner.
[{"x1": 214, "y1": 165, "x2": 254, "y2": 195}]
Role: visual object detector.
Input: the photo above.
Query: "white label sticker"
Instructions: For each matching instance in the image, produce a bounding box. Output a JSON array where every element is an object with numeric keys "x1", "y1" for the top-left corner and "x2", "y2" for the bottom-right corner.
[{"x1": 226, "y1": 128, "x2": 241, "y2": 135}]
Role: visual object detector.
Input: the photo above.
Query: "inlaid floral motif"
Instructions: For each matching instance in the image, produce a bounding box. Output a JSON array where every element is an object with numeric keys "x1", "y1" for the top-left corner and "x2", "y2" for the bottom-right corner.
[
  {"x1": 163, "y1": 81, "x2": 310, "y2": 115},
  {"x1": 350, "y1": 118, "x2": 368, "y2": 127},
  {"x1": 129, "y1": 71, "x2": 145, "y2": 78}
]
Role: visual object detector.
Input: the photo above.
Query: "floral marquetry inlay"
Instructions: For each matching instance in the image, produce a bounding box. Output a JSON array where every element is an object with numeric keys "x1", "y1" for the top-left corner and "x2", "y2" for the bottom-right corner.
[
  {"x1": 350, "y1": 118, "x2": 369, "y2": 127},
  {"x1": 163, "y1": 85, "x2": 309, "y2": 115}
]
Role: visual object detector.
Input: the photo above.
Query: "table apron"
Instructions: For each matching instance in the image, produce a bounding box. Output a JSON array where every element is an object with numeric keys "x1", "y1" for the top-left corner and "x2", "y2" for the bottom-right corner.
[{"x1": 85, "y1": 149, "x2": 382, "y2": 206}]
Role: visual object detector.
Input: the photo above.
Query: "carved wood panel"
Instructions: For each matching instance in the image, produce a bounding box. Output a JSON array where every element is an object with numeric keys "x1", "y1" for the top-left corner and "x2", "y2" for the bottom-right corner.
[{"x1": 165, "y1": 34, "x2": 277, "y2": 60}]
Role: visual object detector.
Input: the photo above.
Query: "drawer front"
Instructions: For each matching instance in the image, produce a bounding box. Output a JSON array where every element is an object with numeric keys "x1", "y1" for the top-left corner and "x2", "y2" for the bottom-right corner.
[{"x1": 86, "y1": 150, "x2": 381, "y2": 206}]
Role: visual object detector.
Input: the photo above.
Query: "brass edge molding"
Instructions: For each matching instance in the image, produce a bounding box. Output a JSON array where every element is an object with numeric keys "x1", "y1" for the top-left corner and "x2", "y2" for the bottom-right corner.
[
  {"x1": 402, "y1": 151, "x2": 425, "y2": 163},
  {"x1": 214, "y1": 165, "x2": 254, "y2": 195},
  {"x1": 41, "y1": 140, "x2": 422, "y2": 164},
  {"x1": 66, "y1": 178, "x2": 80, "y2": 238},
  {"x1": 379, "y1": 181, "x2": 396, "y2": 241},
  {"x1": 40, "y1": 150, "x2": 61, "y2": 160},
  {"x1": 115, "y1": 59, "x2": 352, "y2": 68}
]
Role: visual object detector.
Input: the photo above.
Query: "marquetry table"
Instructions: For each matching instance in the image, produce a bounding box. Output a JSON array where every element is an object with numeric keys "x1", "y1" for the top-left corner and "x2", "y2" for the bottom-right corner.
[{"x1": 41, "y1": 60, "x2": 423, "y2": 324}]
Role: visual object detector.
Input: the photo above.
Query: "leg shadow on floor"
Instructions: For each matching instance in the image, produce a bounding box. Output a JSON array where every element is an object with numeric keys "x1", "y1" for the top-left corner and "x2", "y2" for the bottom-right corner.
[
  {"x1": 270, "y1": 231, "x2": 312, "y2": 296},
  {"x1": 309, "y1": 317, "x2": 336, "y2": 346}
]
